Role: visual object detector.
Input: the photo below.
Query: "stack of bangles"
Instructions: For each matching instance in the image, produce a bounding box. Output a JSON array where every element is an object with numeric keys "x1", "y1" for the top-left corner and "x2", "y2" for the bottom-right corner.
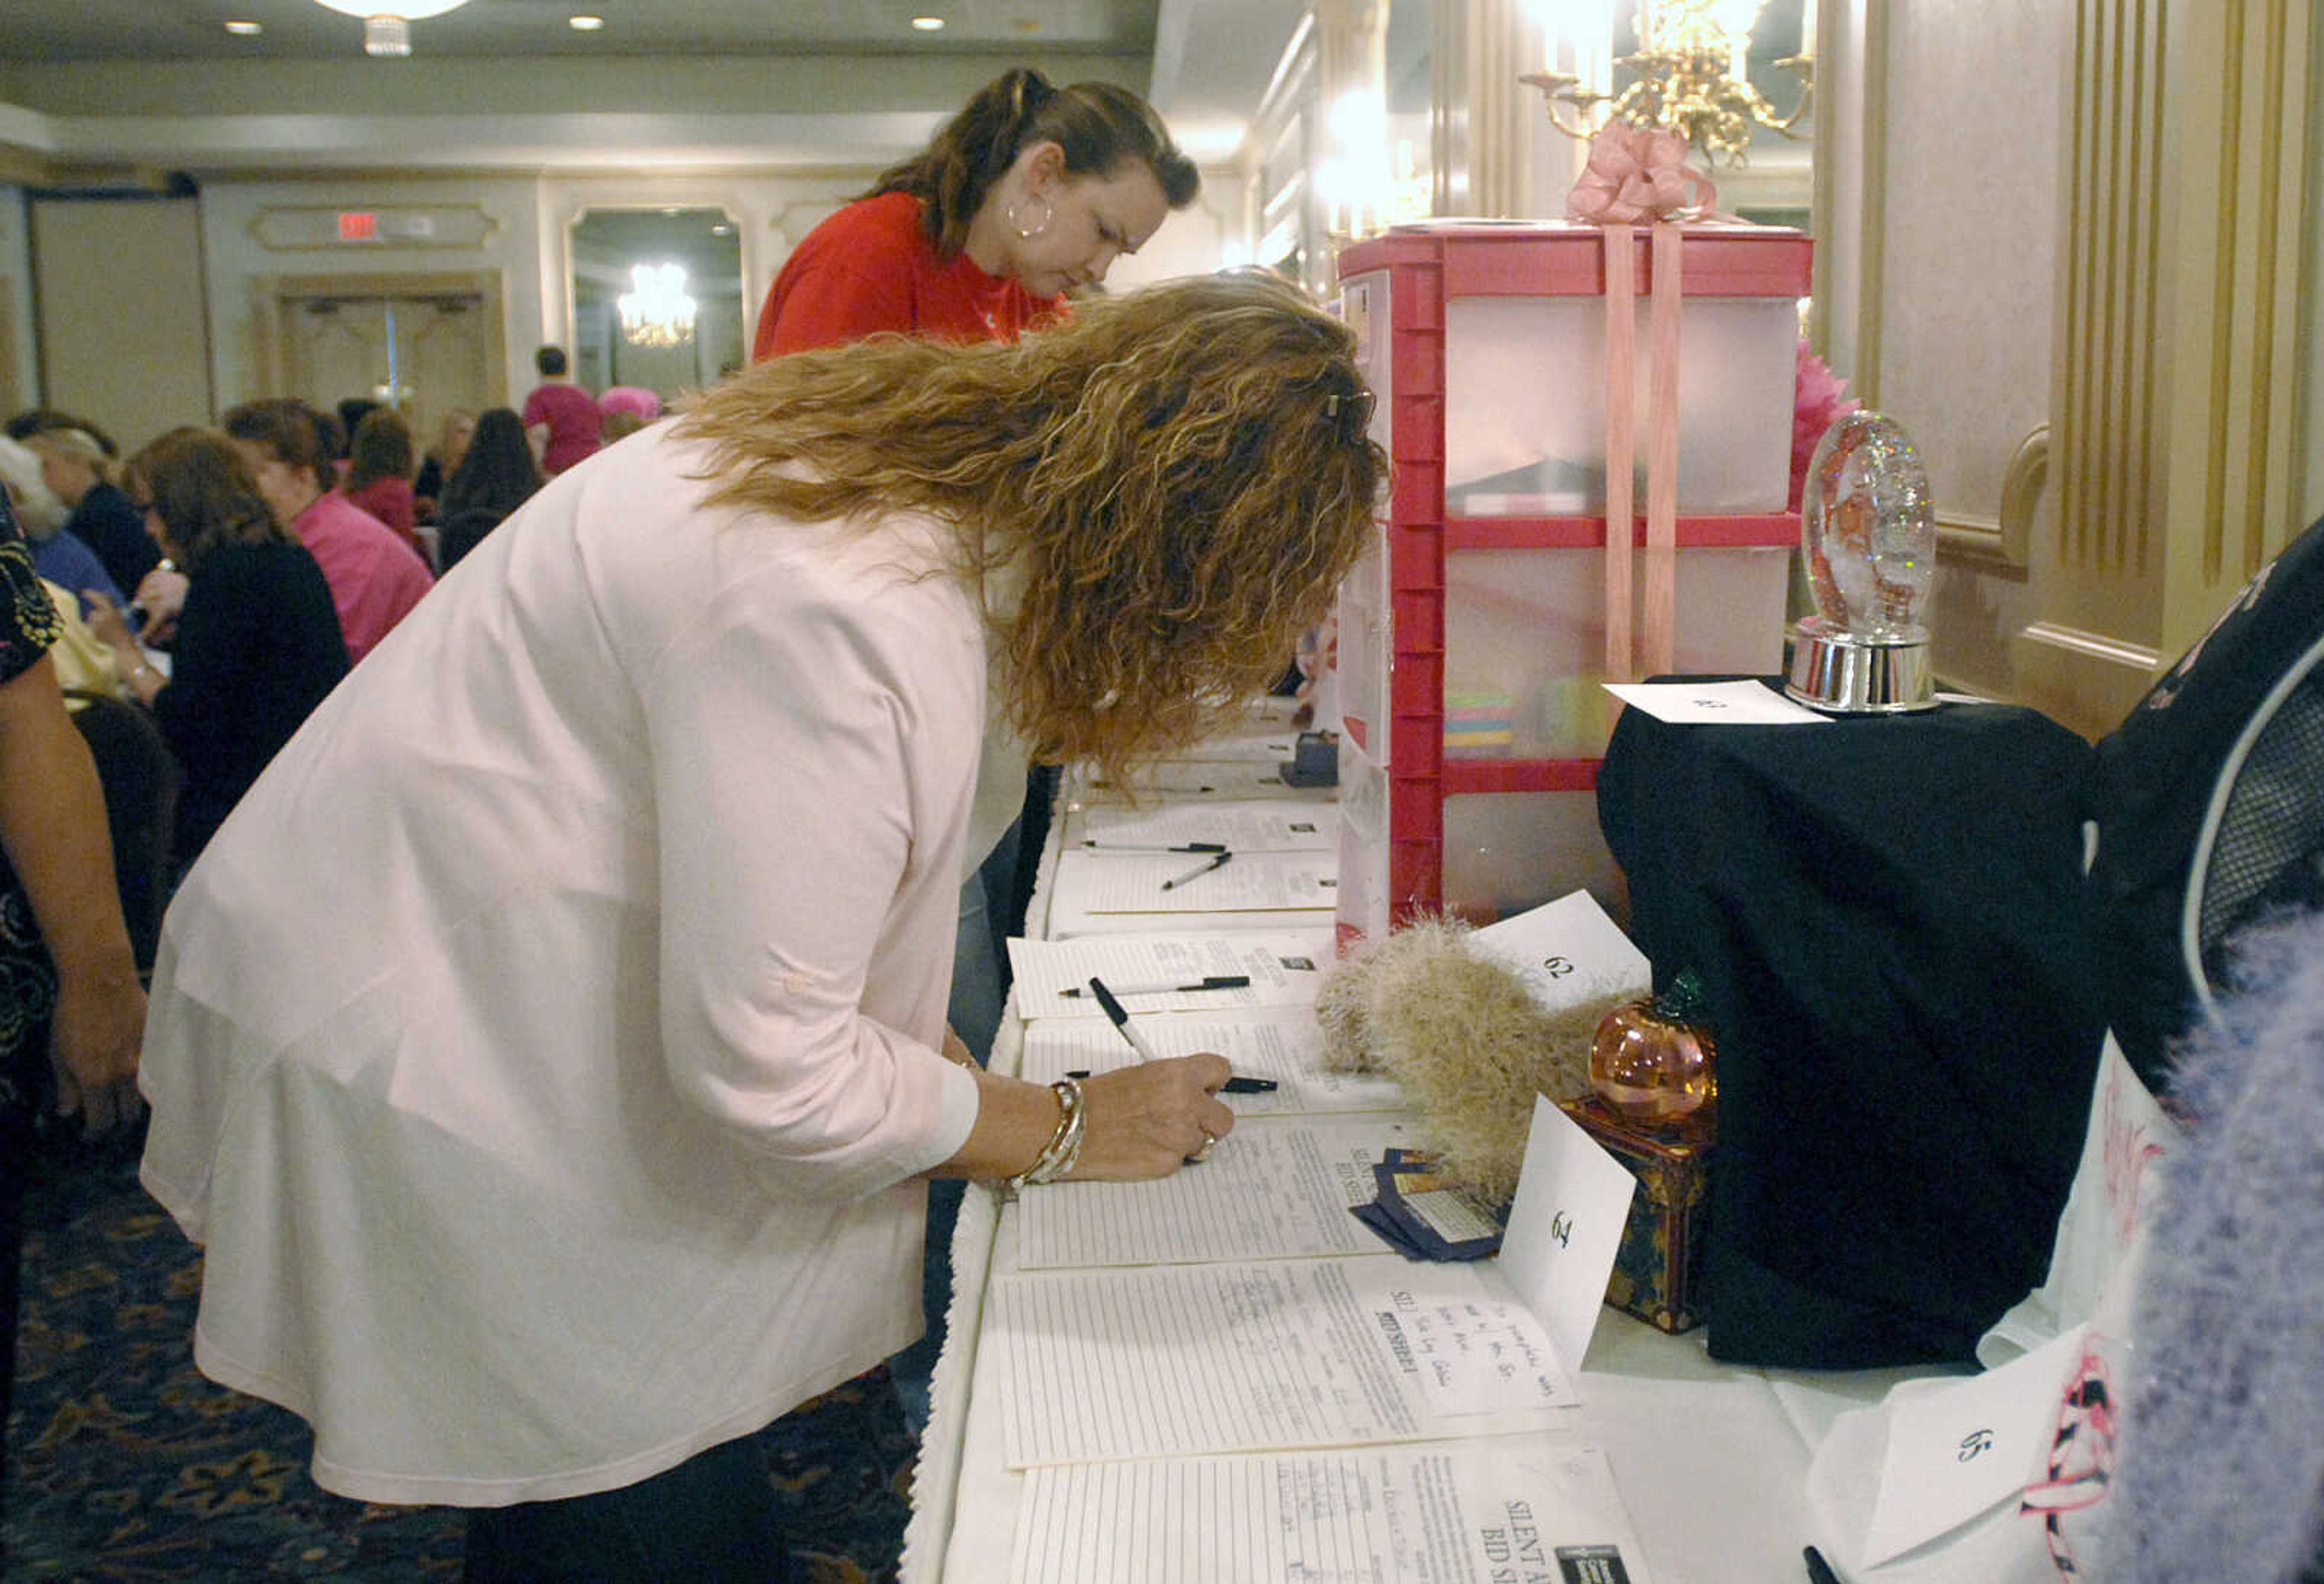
[{"x1": 1001, "y1": 1077, "x2": 1085, "y2": 1196}]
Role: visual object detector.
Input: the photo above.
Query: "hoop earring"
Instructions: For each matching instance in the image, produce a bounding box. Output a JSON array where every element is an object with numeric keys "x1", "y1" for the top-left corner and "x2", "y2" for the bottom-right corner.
[{"x1": 1008, "y1": 192, "x2": 1052, "y2": 240}]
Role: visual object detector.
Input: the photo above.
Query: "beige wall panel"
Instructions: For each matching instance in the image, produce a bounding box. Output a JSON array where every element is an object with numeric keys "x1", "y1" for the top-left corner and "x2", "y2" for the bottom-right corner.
[
  {"x1": 200, "y1": 176, "x2": 539, "y2": 415},
  {"x1": 1876, "y1": 0, "x2": 2072, "y2": 702},
  {"x1": 31, "y1": 195, "x2": 211, "y2": 454},
  {"x1": 0, "y1": 192, "x2": 34, "y2": 410}
]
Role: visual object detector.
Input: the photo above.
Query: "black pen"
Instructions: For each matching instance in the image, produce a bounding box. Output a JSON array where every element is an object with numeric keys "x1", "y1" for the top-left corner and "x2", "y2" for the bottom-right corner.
[
  {"x1": 1085, "y1": 977, "x2": 1163, "y2": 1063},
  {"x1": 1082, "y1": 840, "x2": 1227, "y2": 853},
  {"x1": 1803, "y1": 1546, "x2": 1842, "y2": 1584},
  {"x1": 1160, "y1": 851, "x2": 1233, "y2": 890},
  {"x1": 1065, "y1": 1068, "x2": 1277, "y2": 1094},
  {"x1": 1059, "y1": 974, "x2": 1251, "y2": 997}
]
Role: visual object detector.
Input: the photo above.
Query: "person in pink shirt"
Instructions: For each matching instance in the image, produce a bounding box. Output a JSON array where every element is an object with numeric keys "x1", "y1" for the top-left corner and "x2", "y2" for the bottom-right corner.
[
  {"x1": 219, "y1": 399, "x2": 434, "y2": 664},
  {"x1": 521, "y1": 345, "x2": 603, "y2": 476}
]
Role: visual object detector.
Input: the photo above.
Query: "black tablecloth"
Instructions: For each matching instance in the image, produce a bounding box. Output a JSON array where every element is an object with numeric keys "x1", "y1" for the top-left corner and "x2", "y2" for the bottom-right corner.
[{"x1": 1598, "y1": 684, "x2": 2105, "y2": 1368}]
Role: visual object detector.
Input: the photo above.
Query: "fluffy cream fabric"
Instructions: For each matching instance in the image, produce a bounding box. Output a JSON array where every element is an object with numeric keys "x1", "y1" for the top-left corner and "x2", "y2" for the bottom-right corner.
[{"x1": 1316, "y1": 916, "x2": 1623, "y2": 1202}]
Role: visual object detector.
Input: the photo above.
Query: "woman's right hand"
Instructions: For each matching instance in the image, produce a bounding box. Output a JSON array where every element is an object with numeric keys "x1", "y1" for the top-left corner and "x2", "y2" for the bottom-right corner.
[
  {"x1": 131, "y1": 565, "x2": 189, "y2": 645},
  {"x1": 1069, "y1": 1054, "x2": 1236, "y2": 1180}
]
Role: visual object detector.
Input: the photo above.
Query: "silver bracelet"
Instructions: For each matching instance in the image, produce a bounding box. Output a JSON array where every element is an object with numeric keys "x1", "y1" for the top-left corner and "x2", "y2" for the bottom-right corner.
[{"x1": 1002, "y1": 1078, "x2": 1085, "y2": 1195}]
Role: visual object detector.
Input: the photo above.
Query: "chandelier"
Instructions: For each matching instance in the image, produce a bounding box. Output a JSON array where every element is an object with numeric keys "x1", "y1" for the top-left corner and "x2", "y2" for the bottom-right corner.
[
  {"x1": 617, "y1": 263, "x2": 697, "y2": 350},
  {"x1": 1523, "y1": 0, "x2": 1812, "y2": 165},
  {"x1": 310, "y1": 0, "x2": 470, "y2": 57}
]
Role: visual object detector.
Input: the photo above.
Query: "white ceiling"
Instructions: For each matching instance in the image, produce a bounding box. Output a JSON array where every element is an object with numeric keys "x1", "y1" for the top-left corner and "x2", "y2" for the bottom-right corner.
[
  {"x1": 0, "y1": 1, "x2": 1159, "y2": 61},
  {"x1": 0, "y1": 0, "x2": 1306, "y2": 175}
]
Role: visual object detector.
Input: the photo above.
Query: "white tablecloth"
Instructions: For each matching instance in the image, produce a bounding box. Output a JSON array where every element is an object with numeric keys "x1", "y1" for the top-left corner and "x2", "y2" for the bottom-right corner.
[{"x1": 900, "y1": 709, "x2": 1955, "y2": 1584}]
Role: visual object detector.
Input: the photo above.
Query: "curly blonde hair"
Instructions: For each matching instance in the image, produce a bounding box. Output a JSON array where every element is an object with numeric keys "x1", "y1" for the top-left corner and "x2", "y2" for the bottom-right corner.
[{"x1": 677, "y1": 272, "x2": 1387, "y2": 780}]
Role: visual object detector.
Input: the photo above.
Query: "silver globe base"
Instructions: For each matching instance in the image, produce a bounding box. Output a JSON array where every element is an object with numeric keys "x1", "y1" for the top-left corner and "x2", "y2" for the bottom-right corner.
[{"x1": 1784, "y1": 621, "x2": 1938, "y2": 714}]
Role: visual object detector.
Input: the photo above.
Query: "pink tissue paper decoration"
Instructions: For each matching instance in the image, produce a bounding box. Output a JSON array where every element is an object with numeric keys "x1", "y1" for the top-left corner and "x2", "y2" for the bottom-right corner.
[
  {"x1": 1790, "y1": 339, "x2": 1859, "y2": 511},
  {"x1": 1565, "y1": 122, "x2": 1718, "y2": 224}
]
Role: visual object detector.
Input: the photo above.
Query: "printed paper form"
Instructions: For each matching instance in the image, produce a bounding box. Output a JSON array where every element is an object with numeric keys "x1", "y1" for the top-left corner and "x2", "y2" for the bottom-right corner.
[
  {"x1": 1006, "y1": 931, "x2": 1334, "y2": 1016},
  {"x1": 1020, "y1": 1012, "x2": 1405, "y2": 1117},
  {"x1": 1051, "y1": 849, "x2": 1339, "y2": 915},
  {"x1": 991, "y1": 1257, "x2": 1580, "y2": 1467},
  {"x1": 1017, "y1": 1118, "x2": 1418, "y2": 1269},
  {"x1": 1011, "y1": 1441, "x2": 1654, "y2": 1584},
  {"x1": 1065, "y1": 798, "x2": 1339, "y2": 853}
]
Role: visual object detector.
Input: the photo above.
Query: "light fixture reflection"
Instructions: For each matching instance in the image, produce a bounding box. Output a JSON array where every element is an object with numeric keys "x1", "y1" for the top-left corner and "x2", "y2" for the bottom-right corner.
[{"x1": 617, "y1": 263, "x2": 697, "y2": 349}]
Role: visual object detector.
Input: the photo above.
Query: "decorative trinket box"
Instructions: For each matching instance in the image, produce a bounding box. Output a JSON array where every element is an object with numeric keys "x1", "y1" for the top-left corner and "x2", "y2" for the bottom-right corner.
[{"x1": 1558, "y1": 1094, "x2": 1712, "y2": 1334}]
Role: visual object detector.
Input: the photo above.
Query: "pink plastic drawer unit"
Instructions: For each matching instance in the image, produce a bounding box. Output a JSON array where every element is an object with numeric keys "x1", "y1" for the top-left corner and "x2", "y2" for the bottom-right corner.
[{"x1": 1333, "y1": 221, "x2": 1811, "y2": 941}]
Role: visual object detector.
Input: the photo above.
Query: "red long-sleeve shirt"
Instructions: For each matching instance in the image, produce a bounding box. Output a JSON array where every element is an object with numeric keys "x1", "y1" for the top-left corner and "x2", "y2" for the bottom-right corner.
[{"x1": 751, "y1": 191, "x2": 1063, "y2": 359}]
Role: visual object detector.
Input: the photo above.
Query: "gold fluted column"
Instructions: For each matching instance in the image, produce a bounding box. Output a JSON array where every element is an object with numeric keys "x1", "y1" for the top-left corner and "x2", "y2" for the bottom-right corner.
[{"x1": 2019, "y1": 0, "x2": 2314, "y2": 737}]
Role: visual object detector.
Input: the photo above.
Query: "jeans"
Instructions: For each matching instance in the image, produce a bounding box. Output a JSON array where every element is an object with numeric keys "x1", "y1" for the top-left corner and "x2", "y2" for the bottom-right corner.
[{"x1": 461, "y1": 1431, "x2": 799, "y2": 1583}]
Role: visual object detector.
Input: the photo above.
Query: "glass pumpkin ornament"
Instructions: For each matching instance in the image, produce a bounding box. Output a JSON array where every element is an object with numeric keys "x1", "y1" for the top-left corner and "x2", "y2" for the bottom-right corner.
[
  {"x1": 1589, "y1": 970, "x2": 1718, "y2": 1136},
  {"x1": 1785, "y1": 410, "x2": 1940, "y2": 712}
]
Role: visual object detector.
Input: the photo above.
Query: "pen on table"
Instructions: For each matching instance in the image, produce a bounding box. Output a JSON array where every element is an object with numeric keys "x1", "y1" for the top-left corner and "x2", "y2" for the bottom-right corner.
[
  {"x1": 1059, "y1": 974, "x2": 1251, "y2": 997},
  {"x1": 1064, "y1": 1067, "x2": 1278, "y2": 1094},
  {"x1": 1085, "y1": 977, "x2": 1163, "y2": 1063},
  {"x1": 1160, "y1": 851, "x2": 1233, "y2": 890},
  {"x1": 1085, "y1": 978, "x2": 1277, "y2": 1099},
  {"x1": 1802, "y1": 1546, "x2": 1842, "y2": 1584},
  {"x1": 1081, "y1": 840, "x2": 1227, "y2": 853}
]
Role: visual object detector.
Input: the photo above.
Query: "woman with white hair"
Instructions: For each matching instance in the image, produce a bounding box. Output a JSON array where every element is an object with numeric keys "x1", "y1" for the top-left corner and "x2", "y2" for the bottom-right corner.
[
  {"x1": 24, "y1": 426, "x2": 163, "y2": 596},
  {"x1": 0, "y1": 434, "x2": 119, "y2": 617}
]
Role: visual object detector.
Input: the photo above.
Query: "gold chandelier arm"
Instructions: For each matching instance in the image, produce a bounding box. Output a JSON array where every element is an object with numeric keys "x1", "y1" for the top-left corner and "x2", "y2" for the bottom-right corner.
[
  {"x1": 1520, "y1": 70, "x2": 1618, "y2": 142},
  {"x1": 1523, "y1": 10, "x2": 1819, "y2": 167}
]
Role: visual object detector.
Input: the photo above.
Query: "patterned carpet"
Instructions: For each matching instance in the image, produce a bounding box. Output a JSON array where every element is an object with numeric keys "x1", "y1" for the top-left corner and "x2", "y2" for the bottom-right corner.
[{"x1": 4, "y1": 1125, "x2": 918, "y2": 1582}]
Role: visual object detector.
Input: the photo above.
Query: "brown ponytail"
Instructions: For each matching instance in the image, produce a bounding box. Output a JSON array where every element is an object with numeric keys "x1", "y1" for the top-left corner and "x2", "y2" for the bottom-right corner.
[{"x1": 866, "y1": 68, "x2": 1201, "y2": 258}]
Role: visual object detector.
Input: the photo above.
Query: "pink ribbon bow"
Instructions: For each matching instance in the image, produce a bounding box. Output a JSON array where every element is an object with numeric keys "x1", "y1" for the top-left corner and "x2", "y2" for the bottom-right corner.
[{"x1": 1565, "y1": 122, "x2": 1717, "y2": 224}]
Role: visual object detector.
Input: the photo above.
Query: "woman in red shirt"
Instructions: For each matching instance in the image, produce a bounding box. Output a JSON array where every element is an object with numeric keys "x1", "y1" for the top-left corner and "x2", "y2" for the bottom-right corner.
[{"x1": 752, "y1": 68, "x2": 1200, "y2": 358}]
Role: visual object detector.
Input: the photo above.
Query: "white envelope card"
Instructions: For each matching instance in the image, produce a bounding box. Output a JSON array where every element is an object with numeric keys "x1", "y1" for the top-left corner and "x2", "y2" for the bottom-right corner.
[
  {"x1": 1495, "y1": 1093, "x2": 1640, "y2": 1371},
  {"x1": 1469, "y1": 891, "x2": 1650, "y2": 1016},
  {"x1": 1859, "y1": 1323, "x2": 2092, "y2": 1567}
]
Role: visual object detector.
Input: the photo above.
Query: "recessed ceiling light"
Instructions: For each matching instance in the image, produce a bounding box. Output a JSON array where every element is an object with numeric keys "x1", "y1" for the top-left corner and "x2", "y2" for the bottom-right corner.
[
  {"x1": 224, "y1": 19, "x2": 263, "y2": 34},
  {"x1": 568, "y1": 14, "x2": 604, "y2": 29},
  {"x1": 911, "y1": 16, "x2": 945, "y2": 30}
]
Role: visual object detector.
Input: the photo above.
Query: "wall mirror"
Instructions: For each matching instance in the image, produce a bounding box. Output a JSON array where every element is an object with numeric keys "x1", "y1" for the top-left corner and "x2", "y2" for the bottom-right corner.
[{"x1": 568, "y1": 207, "x2": 745, "y2": 404}]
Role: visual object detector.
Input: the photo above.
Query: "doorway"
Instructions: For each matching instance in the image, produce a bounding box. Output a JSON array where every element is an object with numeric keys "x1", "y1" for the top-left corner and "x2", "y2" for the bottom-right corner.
[{"x1": 256, "y1": 269, "x2": 506, "y2": 463}]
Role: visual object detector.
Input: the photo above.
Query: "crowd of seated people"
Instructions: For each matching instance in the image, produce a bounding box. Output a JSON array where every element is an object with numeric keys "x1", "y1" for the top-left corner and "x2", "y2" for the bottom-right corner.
[{"x1": 2, "y1": 373, "x2": 662, "y2": 900}]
